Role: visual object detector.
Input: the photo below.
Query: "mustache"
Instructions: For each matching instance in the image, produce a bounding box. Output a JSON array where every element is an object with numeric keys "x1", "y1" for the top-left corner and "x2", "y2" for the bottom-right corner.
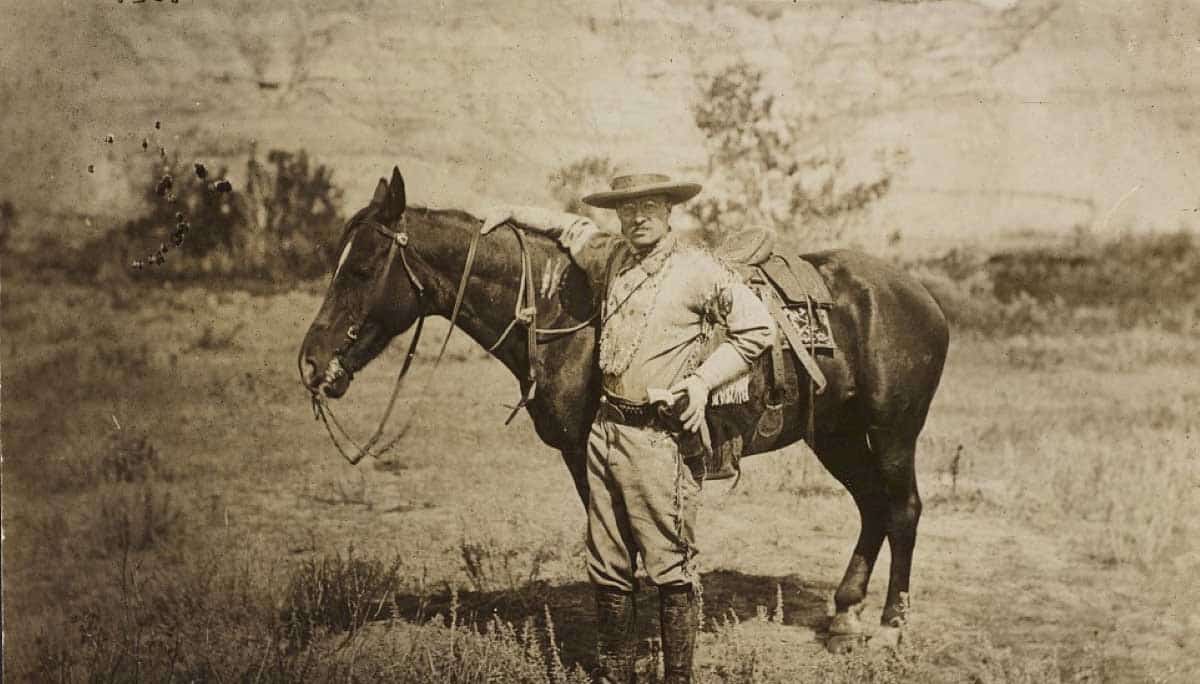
[{"x1": 630, "y1": 217, "x2": 663, "y2": 229}]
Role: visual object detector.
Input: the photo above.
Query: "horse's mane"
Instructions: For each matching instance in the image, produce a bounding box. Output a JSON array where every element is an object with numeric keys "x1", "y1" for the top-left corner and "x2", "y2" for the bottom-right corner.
[
  {"x1": 410, "y1": 205, "x2": 568, "y2": 265},
  {"x1": 408, "y1": 205, "x2": 479, "y2": 226},
  {"x1": 336, "y1": 202, "x2": 567, "y2": 276}
]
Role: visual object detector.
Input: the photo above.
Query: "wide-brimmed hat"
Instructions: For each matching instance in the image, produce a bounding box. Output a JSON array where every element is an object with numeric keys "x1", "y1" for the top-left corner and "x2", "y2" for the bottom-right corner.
[{"x1": 582, "y1": 173, "x2": 702, "y2": 209}]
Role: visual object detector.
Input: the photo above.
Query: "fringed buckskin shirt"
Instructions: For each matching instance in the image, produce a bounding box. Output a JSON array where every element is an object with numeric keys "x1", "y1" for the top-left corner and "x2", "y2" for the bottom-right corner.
[{"x1": 559, "y1": 217, "x2": 775, "y2": 404}]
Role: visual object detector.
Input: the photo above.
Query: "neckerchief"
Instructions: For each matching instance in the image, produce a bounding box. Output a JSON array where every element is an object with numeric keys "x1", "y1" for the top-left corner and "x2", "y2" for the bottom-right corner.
[{"x1": 598, "y1": 234, "x2": 678, "y2": 376}]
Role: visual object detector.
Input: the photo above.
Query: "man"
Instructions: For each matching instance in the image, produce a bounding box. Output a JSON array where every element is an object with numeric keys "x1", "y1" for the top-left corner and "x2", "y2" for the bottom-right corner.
[{"x1": 481, "y1": 173, "x2": 774, "y2": 683}]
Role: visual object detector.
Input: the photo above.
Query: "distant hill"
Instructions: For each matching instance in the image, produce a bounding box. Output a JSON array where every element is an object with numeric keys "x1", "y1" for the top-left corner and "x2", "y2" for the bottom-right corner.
[{"x1": 1, "y1": 0, "x2": 1196, "y2": 253}]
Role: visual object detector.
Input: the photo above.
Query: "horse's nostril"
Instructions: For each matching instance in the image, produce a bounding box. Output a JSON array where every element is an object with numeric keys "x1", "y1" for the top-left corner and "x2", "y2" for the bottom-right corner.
[{"x1": 303, "y1": 359, "x2": 321, "y2": 388}]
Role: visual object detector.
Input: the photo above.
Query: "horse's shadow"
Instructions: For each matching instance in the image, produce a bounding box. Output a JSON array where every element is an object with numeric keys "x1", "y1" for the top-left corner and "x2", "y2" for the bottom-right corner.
[{"x1": 389, "y1": 570, "x2": 833, "y2": 671}]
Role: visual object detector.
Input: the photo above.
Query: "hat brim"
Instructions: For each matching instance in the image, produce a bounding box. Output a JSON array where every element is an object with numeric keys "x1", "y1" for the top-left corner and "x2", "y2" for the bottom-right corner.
[{"x1": 582, "y1": 181, "x2": 702, "y2": 209}]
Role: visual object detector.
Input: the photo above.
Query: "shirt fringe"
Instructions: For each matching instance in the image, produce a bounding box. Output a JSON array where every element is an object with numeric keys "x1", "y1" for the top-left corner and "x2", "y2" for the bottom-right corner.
[{"x1": 710, "y1": 375, "x2": 750, "y2": 406}]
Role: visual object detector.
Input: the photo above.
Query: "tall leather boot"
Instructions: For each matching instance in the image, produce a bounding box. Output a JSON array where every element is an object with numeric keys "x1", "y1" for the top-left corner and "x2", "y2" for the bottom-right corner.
[
  {"x1": 595, "y1": 587, "x2": 637, "y2": 684},
  {"x1": 659, "y1": 584, "x2": 698, "y2": 684}
]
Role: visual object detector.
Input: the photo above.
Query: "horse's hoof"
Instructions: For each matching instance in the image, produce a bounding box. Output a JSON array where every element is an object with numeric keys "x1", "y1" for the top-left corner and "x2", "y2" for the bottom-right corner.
[
  {"x1": 867, "y1": 625, "x2": 903, "y2": 651},
  {"x1": 827, "y1": 610, "x2": 864, "y2": 636},
  {"x1": 826, "y1": 632, "x2": 866, "y2": 654}
]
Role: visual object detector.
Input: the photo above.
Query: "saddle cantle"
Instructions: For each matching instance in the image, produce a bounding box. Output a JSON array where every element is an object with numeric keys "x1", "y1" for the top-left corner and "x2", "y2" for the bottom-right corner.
[
  {"x1": 713, "y1": 225, "x2": 834, "y2": 309},
  {"x1": 758, "y1": 252, "x2": 833, "y2": 307}
]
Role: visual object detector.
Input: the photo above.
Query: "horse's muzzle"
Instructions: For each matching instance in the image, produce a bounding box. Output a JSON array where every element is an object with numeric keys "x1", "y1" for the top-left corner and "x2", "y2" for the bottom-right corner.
[
  {"x1": 319, "y1": 358, "x2": 352, "y2": 397},
  {"x1": 301, "y1": 356, "x2": 352, "y2": 398}
]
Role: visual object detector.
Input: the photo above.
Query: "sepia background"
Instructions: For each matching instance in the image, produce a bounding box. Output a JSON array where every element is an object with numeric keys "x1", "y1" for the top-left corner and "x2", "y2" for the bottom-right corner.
[{"x1": 2, "y1": 0, "x2": 1197, "y2": 681}]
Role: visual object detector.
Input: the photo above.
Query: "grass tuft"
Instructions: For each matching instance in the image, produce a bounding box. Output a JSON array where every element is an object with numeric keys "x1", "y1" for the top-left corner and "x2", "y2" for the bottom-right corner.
[
  {"x1": 95, "y1": 486, "x2": 185, "y2": 557},
  {"x1": 281, "y1": 545, "x2": 404, "y2": 649}
]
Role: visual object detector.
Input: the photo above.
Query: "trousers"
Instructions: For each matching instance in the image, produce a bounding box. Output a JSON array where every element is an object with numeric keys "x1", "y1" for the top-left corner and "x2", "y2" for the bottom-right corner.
[{"x1": 585, "y1": 416, "x2": 702, "y2": 593}]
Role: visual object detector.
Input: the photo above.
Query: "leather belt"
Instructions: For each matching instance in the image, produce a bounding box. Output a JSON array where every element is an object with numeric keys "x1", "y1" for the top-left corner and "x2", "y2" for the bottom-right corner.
[{"x1": 600, "y1": 393, "x2": 671, "y2": 431}]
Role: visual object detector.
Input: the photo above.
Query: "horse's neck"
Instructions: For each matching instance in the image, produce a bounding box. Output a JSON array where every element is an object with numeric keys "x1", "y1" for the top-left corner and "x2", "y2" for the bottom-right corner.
[
  {"x1": 417, "y1": 215, "x2": 538, "y2": 381},
  {"x1": 442, "y1": 282, "x2": 526, "y2": 375}
]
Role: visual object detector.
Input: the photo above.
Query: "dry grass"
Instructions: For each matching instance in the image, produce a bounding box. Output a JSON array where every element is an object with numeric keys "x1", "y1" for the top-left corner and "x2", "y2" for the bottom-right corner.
[
  {"x1": 702, "y1": 612, "x2": 1066, "y2": 684},
  {"x1": 917, "y1": 331, "x2": 1199, "y2": 569},
  {"x1": 3, "y1": 271, "x2": 1198, "y2": 682}
]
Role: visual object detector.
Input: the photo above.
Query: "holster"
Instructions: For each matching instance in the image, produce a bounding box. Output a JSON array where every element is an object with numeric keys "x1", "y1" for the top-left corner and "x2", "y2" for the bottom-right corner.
[
  {"x1": 653, "y1": 394, "x2": 737, "y2": 482},
  {"x1": 602, "y1": 392, "x2": 740, "y2": 482}
]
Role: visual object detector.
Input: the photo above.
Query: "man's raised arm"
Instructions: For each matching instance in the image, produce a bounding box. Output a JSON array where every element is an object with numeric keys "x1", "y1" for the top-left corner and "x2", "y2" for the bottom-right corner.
[{"x1": 480, "y1": 206, "x2": 622, "y2": 287}]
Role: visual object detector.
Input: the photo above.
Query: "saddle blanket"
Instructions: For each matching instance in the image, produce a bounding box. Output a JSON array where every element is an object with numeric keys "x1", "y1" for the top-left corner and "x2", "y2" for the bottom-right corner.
[{"x1": 779, "y1": 303, "x2": 835, "y2": 352}]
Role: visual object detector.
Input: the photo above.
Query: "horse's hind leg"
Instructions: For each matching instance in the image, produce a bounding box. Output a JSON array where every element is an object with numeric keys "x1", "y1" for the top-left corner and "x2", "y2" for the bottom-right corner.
[
  {"x1": 868, "y1": 427, "x2": 922, "y2": 649},
  {"x1": 815, "y1": 430, "x2": 888, "y2": 653}
]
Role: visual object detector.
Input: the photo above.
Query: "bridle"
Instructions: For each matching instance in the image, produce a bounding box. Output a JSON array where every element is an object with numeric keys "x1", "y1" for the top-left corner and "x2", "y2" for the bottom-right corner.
[{"x1": 306, "y1": 214, "x2": 596, "y2": 465}]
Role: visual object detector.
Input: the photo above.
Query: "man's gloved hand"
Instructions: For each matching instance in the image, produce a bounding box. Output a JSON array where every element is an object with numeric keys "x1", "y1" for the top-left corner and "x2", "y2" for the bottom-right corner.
[
  {"x1": 480, "y1": 206, "x2": 516, "y2": 236},
  {"x1": 669, "y1": 374, "x2": 710, "y2": 435},
  {"x1": 480, "y1": 206, "x2": 570, "y2": 239}
]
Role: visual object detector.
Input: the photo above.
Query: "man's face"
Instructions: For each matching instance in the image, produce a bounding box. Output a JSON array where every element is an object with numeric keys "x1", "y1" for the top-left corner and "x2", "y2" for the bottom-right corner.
[{"x1": 616, "y1": 195, "x2": 671, "y2": 252}]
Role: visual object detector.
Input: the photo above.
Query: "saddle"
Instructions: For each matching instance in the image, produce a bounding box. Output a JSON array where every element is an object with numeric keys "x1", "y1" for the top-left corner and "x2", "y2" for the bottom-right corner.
[
  {"x1": 681, "y1": 226, "x2": 837, "y2": 480},
  {"x1": 716, "y1": 225, "x2": 835, "y2": 391}
]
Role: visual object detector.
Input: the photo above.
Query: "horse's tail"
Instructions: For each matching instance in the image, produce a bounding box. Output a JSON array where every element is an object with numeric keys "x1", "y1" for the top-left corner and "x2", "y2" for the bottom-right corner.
[{"x1": 919, "y1": 276, "x2": 951, "y2": 321}]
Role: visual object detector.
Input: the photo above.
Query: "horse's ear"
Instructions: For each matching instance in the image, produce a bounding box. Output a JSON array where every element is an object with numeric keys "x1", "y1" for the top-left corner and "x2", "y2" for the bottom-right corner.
[
  {"x1": 386, "y1": 167, "x2": 406, "y2": 217},
  {"x1": 371, "y1": 178, "x2": 389, "y2": 207}
]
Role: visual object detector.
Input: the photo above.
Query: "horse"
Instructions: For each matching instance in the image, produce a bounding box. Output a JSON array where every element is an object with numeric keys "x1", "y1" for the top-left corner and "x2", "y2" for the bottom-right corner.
[{"x1": 298, "y1": 167, "x2": 950, "y2": 651}]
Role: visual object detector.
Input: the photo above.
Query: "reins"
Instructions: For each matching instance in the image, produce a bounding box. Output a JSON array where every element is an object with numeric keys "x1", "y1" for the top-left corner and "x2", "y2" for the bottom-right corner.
[
  {"x1": 311, "y1": 217, "x2": 596, "y2": 465},
  {"x1": 310, "y1": 315, "x2": 424, "y2": 464},
  {"x1": 309, "y1": 217, "x2": 429, "y2": 465}
]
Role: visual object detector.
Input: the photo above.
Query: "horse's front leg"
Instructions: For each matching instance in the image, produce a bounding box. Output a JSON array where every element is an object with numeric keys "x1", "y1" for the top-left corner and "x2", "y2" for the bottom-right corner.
[{"x1": 561, "y1": 446, "x2": 589, "y2": 512}]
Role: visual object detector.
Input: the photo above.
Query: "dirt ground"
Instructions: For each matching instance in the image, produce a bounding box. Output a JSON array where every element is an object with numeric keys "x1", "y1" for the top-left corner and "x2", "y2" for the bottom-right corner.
[{"x1": 2, "y1": 274, "x2": 1197, "y2": 681}]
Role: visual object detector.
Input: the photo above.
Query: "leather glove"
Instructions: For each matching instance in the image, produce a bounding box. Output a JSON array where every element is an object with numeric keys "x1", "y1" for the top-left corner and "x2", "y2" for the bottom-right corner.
[
  {"x1": 480, "y1": 206, "x2": 517, "y2": 236},
  {"x1": 668, "y1": 374, "x2": 710, "y2": 435},
  {"x1": 480, "y1": 206, "x2": 572, "y2": 238}
]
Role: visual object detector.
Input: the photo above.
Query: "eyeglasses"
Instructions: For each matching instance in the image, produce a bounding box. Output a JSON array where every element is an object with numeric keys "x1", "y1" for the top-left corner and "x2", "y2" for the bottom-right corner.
[{"x1": 616, "y1": 198, "x2": 669, "y2": 219}]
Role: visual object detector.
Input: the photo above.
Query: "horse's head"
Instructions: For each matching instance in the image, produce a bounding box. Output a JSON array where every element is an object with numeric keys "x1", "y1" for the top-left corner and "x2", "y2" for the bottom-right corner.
[{"x1": 299, "y1": 167, "x2": 422, "y2": 398}]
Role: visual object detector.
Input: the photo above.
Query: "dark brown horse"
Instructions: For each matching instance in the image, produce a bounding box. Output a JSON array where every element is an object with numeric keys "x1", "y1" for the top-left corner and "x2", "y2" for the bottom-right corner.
[{"x1": 299, "y1": 168, "x2": 949, "y2": 650}]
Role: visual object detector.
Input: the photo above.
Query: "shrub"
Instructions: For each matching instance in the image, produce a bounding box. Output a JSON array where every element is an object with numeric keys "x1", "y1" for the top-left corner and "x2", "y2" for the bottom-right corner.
[
  {"x1": 314, "y1": 604, "x2": 590, "y2": 683},
  {"x1": 95, "y1": 486, "x2": 184, "y2": 556},
  {"x1": 687, "y1": 60, "x2": 908, "y2": 247},
  {"x1": 240, "y1": 147, "x2": 344, "y2": 278},
  {"x1": 98, "y1": 431, "x2": 164, "y2": 484},
  {"x1": 910, "y1": 231, "x2": 1200, "y2": 335},
  {"x1": 549, "y1": 61, "x2": 908, "y2": 248},
  {"x1": 108, "y1": 145, "x2": 344, "y2": 282},
  {"x1": 20, "y1": 547, "x2": 591, "y2": 683},
  {"x1": 24, "y1": 427, "x2": 167, "y2": 495},
  {"x1": 281, "y1": 546, "x2": 404, "y2": 648},
  {"x1": 24, "y1": 550, "x2": 280, "y2": 683},
  {"x1": 457, "y1": 515, "x2": 566, "y2": 598}
]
